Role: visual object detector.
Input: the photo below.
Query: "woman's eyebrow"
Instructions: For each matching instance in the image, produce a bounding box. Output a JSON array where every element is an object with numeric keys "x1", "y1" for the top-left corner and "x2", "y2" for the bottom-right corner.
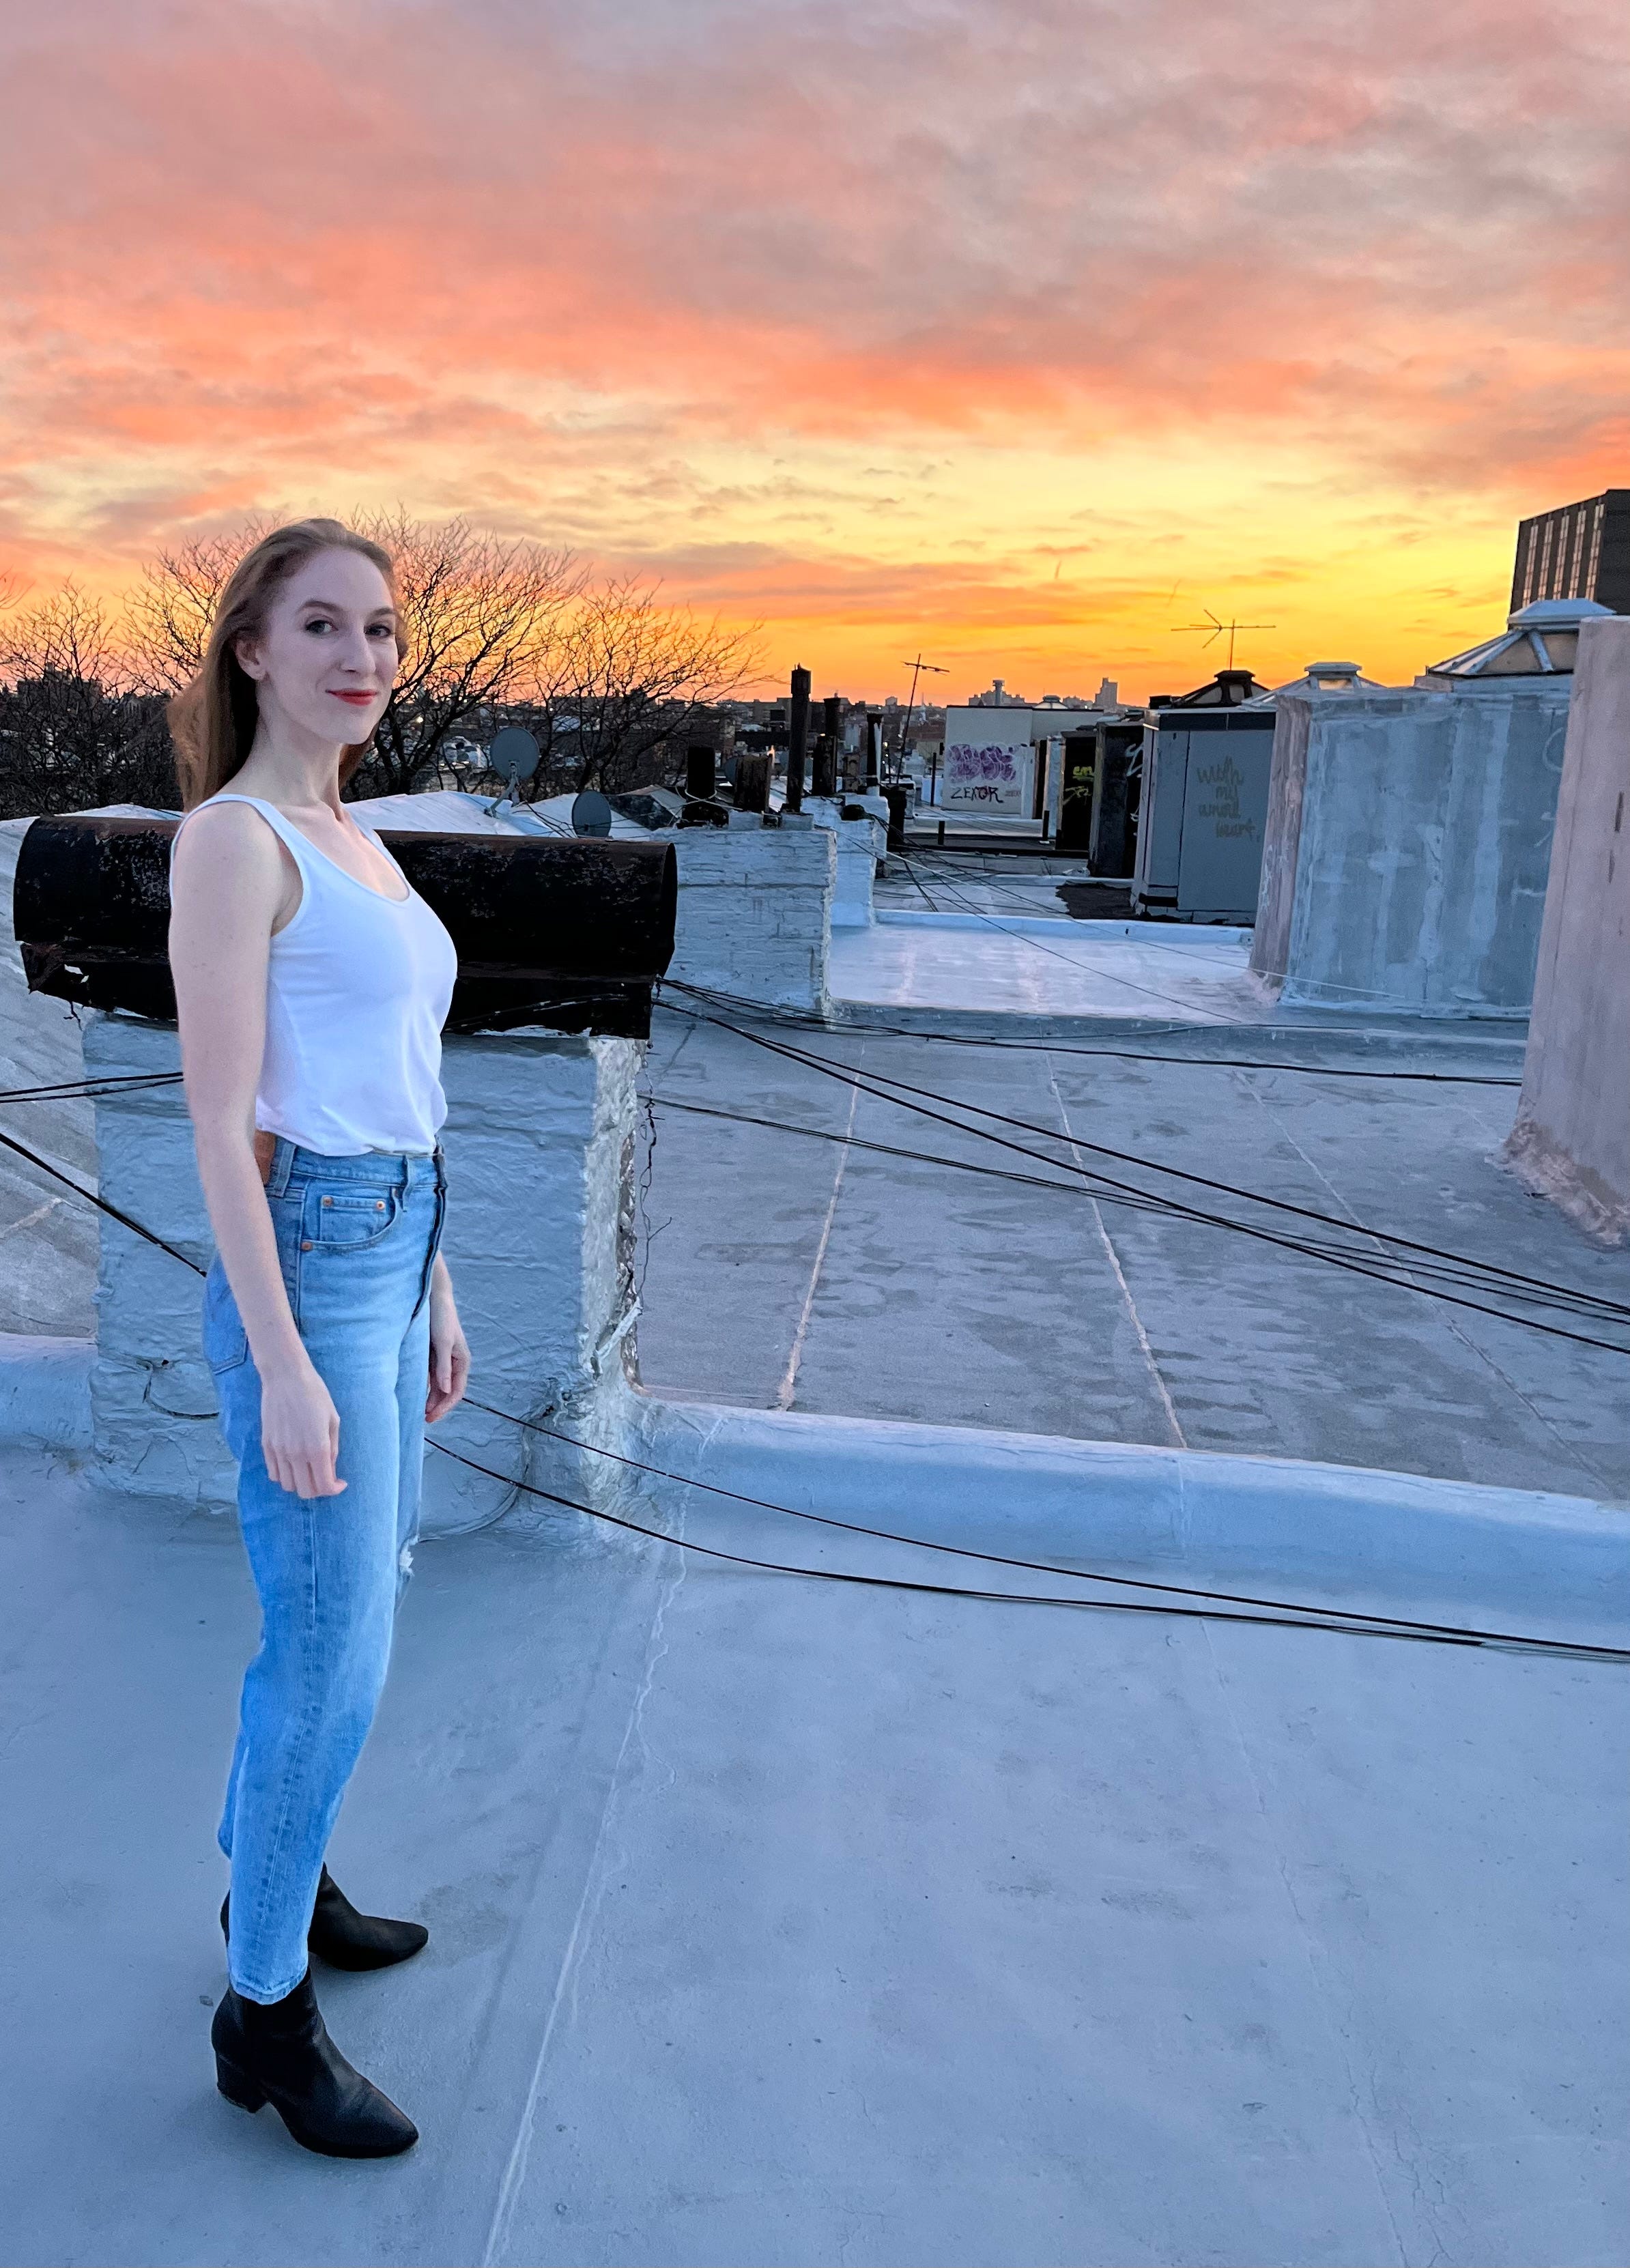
[{"x1": 296, "y1": 595, "x2": 398, "y2": 621}]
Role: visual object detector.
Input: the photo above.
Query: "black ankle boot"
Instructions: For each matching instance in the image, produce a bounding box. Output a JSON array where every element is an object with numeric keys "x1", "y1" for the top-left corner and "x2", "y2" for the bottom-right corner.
[
  {"x1": 310, "y1": 1867, "x2": 430, "y2": 1971},
  {"x1": 220, "y1": 1867, "x2": 429, "y2": 1972},
  {"x1": 211, "y1": 1971, "x2": 418, "y2": 2157}
]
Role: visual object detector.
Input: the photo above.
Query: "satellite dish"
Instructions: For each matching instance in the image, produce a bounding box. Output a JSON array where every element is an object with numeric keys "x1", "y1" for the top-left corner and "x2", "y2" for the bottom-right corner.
[
  {"x1": 571, "y1": 788, "x2": 614, "y2": 838},
  {"x1": 487, "y1": 726, "x2": 540, "y2": 792}
]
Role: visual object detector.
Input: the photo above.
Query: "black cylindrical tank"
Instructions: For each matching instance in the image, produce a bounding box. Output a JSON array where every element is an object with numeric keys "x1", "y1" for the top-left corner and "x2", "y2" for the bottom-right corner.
[{"x1": 12, "y1": 816, "x2": 678, "y2": 1038}]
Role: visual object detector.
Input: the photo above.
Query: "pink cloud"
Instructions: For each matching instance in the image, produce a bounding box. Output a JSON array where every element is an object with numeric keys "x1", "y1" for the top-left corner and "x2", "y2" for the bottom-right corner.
[{"x1": 0, "y1": 0, "x2": 1625, "y2": 606}]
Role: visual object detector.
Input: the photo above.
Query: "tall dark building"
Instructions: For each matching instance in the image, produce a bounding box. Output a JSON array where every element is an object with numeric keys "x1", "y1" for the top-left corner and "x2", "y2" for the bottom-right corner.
[{"x1": 1511, "y1": 490, "x2": 1630, "y2": 614}]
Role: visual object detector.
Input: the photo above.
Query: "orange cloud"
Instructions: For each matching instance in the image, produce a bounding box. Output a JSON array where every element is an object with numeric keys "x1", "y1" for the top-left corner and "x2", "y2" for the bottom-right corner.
[{"x1": 1, "y1": 0, "x2": 1626, "y2": 694}]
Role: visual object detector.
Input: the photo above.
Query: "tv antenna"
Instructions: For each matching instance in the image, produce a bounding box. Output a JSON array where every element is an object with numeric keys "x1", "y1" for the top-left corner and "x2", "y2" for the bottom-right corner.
[
  {"x1": 900, "y1": 652, "x2": 948, "y2": 736},
  {"x1": 898, "y1": 652, "x2": 949, "y2": 793},
  {"x1": 1171, "y1": 607, "x2": 1275, "y2": 671}
]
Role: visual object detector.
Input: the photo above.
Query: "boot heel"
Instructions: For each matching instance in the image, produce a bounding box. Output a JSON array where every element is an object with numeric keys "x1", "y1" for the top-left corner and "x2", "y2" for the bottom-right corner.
[{"x1": 216, "y1": 2057, "x2": 267, "y2": 2112}]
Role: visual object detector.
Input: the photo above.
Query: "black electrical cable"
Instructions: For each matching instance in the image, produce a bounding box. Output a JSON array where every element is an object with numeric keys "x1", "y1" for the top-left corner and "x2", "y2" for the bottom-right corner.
[
  {"x1": 661, "y1": 1055, "x2": 1630, "y2": 1351},
  {"x1": 429, "y1": 1438, "x2": 1627, "y2": 1665},
  {"x1": 3, "y1": 1104, "x2": 1618, "y2": 1664},
  {"x1": 461, "y1": 1394, "x2": 1623, "y2": 1656},
  {"x1": 657, "y1": 1089, "x2": 1182, "y2": 1208},
  {"x1": 5, "y1": 1047, "x2": 1621, "y2": 1347},
  {"x1": 644, "y1": 1090, "x2": 1622, "y2": 1327},
  {"x1": 909, "y1": 845, "x2": 1510, "y2": 1015},
  {"x1": 900, "y1": 846, "x2": 1534, "y2": 1019},
  {"x1": 660, "y1": 1005, "x2": 1630, "y2": 1344},
  {"x1": 902, "y1": 849, "x2": 1241, "y2": 967},
  {"x1": 898, "y1": 847, "x2": 1286, "y2": 996},
  {"x1": 656, "y1": 982, "x2": 1521, "y2": 1085},
  {"x1": 668, "y1": 1002, "x2": 1630, "y2": 1332},
  {"x1": 0, "y1": 1070, "x2": 184, "y2": 1104},
  {"x1": 0, "y1": 1122, "x2": 206, "y2": 1276},
  {"x1": 48, "y1": 1037, "x2": 1524, "y2": 1315}
]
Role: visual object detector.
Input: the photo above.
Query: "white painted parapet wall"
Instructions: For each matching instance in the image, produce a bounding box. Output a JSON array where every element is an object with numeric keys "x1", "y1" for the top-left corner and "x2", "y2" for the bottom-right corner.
[
  {"x1": 656, "y1": 822, "x2": 833, "y2": 1009},
  {"x1": 632, "y1": 1399, "x2": 1630, "y2": 1643},
  {"x1": 1251, "y1": 684, "x2": 1571, "y2": 1016},
  {"x1": 83, "y1": 1013, "x2": 644, "y2": 1532},
  {"x1": 803, "y1": 798, "x2": 885, "y2": 928},
  {"x1": 1504, "y1": 616, "x2": 1630, "y2": 1242}
]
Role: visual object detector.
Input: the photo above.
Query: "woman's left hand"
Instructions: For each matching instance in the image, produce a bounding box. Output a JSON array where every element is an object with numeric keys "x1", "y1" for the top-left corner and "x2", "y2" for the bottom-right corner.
[{"x1": 426, "y1": 1257, "x2": 470, "y2": 1422}]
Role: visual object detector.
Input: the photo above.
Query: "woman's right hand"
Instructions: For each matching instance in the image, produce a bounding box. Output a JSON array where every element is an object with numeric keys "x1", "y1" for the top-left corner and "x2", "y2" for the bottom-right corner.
[{"x1": 260, "y1": 1357, "x2": 346, "y2": 1499}]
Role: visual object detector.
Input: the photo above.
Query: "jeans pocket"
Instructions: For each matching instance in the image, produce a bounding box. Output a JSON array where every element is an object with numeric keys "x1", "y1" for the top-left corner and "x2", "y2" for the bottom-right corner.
[
  {"x1": 306, "y1": 1183, "x2": 404, "y2": 1251},
  {"x1": 201, "y1": 1258, "x2": 249, "y2": 1375},
  {"x1": 414, "y1": 1158, "x2": 448, "y2": 1317}
]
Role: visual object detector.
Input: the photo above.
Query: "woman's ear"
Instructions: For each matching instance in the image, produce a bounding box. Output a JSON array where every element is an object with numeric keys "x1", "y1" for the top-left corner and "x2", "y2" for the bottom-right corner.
[{"x1": 232, "y1": 631, "x2": 266, "y2": 683}]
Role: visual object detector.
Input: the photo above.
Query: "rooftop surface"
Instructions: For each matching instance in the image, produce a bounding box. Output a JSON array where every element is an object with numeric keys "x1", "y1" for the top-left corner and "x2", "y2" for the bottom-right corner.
[
  {"x1": 831, "y1": 913, "x2": 1262, "y2": 1024},
  {"x1": 636, "y1": 1003, "x2": 1625, "y2": 1504},
  {"x1": 3, "y1": 1439, "x2": 1625, "y2": 2268},
  {"x1": 2, "y1": 828, "x2": 1627, "y2": 2265}
]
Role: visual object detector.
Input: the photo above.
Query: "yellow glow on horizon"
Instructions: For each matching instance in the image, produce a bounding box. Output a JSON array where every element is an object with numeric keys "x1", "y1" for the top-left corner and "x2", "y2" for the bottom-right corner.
[
  {"x1": 1, "y1": 0, "x2": 1622, "y2": 707},
  {"x1": 9, "y1": 418, "x2": 1526, "y2": 705}
]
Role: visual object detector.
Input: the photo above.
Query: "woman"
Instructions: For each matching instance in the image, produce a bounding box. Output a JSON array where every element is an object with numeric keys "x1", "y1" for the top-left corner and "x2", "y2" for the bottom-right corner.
[{"x1": 168, "y1": 519, "x2": 469, "y2": 2158}]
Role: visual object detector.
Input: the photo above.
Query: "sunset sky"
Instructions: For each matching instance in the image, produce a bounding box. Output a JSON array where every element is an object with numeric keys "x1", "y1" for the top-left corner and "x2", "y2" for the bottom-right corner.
[{"x1": 3, "y1": 0, "x2": 1627, "y2": 702}]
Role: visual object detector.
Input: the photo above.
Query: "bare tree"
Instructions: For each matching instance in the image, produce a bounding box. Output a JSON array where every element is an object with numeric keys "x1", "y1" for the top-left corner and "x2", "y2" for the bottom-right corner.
[
  {"x1": 357, "y1": 514, "x2": 579, "y2": 796},
  {"x1": 128, "y1": 513, "x2": 582, "y2": 796},
  {"x1": 0, "y1": 584, "x2": 175, "y2": 818},
  {"x1": 51, "y1": 517, "x2": 758, "y2": 813},
  {"x1": 124, "y1": 529, "x2": 248, "y2": 693},
  {"x1": 530, "y1": 576, "x2": 762, "y2": 796}
]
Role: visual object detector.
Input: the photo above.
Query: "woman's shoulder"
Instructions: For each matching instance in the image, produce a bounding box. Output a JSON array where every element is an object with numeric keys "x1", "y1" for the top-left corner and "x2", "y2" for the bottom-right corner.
[{"x1": 173, "y1": 795, "x2": 294, "y2": 881}]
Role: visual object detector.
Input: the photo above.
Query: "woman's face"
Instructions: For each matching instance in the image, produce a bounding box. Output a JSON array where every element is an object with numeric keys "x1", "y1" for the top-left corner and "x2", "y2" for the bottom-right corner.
[{"x1": 235, "y1": 547, "x2": 400, "y2": 745}]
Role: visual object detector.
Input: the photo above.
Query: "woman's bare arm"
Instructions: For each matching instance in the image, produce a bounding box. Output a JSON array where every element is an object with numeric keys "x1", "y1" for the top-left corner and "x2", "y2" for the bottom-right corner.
[{"x1": 169, "y1": 803, "x2": 344, "y2": 1499}]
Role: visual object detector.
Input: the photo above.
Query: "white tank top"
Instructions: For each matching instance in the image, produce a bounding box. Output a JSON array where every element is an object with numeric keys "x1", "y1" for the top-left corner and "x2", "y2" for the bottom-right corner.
[{"x1": 178, "y1": 793, "x2": 459, "y2": 1158}]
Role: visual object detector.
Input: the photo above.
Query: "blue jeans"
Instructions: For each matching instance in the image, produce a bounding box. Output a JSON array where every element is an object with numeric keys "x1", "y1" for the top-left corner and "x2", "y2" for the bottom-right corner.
[{"x1": 203, "y1": 1138, "x2": 447, "y2": 2004}]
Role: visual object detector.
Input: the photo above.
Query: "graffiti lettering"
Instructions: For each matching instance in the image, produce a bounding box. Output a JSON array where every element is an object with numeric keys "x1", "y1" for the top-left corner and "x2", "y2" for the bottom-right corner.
[{"x1": 946, "y1": 740, "x2": 1021, "y2": 784}]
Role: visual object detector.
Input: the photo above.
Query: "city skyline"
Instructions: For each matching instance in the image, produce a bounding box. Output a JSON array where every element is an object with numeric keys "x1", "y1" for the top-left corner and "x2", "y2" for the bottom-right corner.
[{"x1": 2, "y1": 0, "x2": 1625, "y2": 700}]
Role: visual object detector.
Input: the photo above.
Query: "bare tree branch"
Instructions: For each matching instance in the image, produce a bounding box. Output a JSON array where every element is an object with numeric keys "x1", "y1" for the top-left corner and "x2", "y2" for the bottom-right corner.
[
  {"x1": 525, "y1": 577, "x2": 763, "y2": 795},
  {"x1": 3, "y1": 519, "x2": 759, "y2": 819},
  {"x1": 127, "y1": 513, "x2": 584, "y2": 796},
  {"x1": 359, "y1": 513, "x2": 582, "y2": 796},
  {"x1": 125, "y1": 527, "x2": 262, "y2": 693},
  {"x1": 0, "y1": 584, "x2": 176, "y2": 816}
]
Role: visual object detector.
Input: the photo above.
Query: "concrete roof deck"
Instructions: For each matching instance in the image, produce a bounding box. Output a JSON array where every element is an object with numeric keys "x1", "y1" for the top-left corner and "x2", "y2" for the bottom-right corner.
[
  {"x1": 637, "y1": 1009, "x2": 1625, "y2": 1505},
  {"x1": 3, "y1": 1441, "x2": 1625, "y2": 2268},
  {"x1": 3, "y1": 824, "x2": 1629, "y2": 2265},
  {"x1": 831, "y1": 913, "x2": 1263, "y2": 1024}
]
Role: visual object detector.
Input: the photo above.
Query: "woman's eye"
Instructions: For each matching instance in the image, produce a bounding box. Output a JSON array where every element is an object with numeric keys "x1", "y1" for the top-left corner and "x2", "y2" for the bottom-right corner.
[{"x1": 302, "y1": 616, "x2": 334, "y2": 635}]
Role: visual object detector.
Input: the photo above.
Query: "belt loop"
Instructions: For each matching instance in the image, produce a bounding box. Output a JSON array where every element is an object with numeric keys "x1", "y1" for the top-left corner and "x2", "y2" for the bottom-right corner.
[{"x1": 265, "y1": 1136, "x2": 296, "y2": 1197}]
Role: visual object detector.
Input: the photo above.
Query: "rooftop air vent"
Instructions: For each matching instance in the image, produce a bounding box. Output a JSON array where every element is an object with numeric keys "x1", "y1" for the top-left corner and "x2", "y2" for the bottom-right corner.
[{"x1": 1266, "y1": 661, "x2": 1388, "y2": 698}]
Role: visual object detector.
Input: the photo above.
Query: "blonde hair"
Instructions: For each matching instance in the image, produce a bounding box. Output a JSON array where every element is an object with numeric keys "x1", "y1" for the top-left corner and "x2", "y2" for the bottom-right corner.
[{"x1": 167, "y1": 518, "x2": 402, "y2": 809}]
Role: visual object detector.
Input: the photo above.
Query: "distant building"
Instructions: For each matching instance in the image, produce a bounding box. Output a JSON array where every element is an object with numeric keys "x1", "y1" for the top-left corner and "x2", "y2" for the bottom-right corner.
[
  {"x1": 1511, "y1": 491, "x2": 1630, "y2": 615},
  {"x1": 966, "y1": 676, "x2": 1119, "y2": 710}
]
